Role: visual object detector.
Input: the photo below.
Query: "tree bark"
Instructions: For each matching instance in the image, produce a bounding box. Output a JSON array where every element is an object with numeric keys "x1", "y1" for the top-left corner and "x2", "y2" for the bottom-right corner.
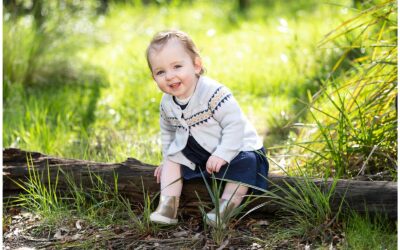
[{"x1": 3, "y1": 148, "x2": 397, "y2": 219}]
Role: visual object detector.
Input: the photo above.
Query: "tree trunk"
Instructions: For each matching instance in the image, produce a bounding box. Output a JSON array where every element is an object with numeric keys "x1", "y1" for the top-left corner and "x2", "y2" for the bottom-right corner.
[{"x1": 3, "y1": 148, "x2": 397, "y2": 219}]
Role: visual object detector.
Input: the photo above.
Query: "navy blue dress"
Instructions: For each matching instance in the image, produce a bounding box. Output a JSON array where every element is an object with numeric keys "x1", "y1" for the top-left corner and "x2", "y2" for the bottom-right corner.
[{"x1": 174, "y1": 98, "x2": 269, "y2": 193}]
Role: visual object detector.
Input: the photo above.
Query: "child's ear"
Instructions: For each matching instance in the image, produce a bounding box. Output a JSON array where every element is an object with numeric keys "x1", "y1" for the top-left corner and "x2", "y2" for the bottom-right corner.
[{"x1": 194, "y1": 57, "x2": 202, "y2": 75}]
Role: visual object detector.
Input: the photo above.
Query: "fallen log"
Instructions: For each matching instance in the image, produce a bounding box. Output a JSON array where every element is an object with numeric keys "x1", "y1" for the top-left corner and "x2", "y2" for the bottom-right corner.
[{"x1": 3, "y1": 148, "x2": 397, "y2": 219}]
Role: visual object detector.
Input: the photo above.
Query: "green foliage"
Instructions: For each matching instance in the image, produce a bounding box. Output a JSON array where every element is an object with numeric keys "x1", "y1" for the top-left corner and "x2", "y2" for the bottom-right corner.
[
  {"x1": 12, "y1": 155, "x2": 66, "y2": 219},
  {"x1": 4, "y1": 0, "x2": 352, "y2": 164},
  {"x1": 259, "y1": 170, "x2": 345, "y2": 243},
  {"x1": 120, "y1": 179, "x2": 161, "y2": 235},
  {"x1": 63, "y1": 170, "x2": 127, "y2": 226},
  {"x1": 4, "y1": 1, "x2": 396, "y2": 247},
  {"x1": 10, "y1": 155, "x2": 73, "y2": 232},
  {"x1": 195, "y1": 174, "x2": 229, "y2": 245},
  {"x1": 344, "y1": 211, "x2": 397, "y2": 249},
  {"x1": 290, "y1": 0, "x2": 397, "y2": 178},
  {"x1": 195, "y1": 171, "x2": 255, "y2": 246},
  {"x1": 11, "y1": 158, "x2": 157, "y2": 238},
  {"x1": 3, "y1": 0, "x2": 114, "y2": 161},
  {"x1": 3, "y1": 1, "x2": 100, "y2": 89}
]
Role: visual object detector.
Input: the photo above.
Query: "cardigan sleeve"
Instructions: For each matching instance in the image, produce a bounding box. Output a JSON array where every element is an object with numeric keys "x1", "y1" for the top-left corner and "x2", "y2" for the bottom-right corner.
[
  {"x1": 160, "y1": 104, "x2": 176, "y2": 163},
  {"x1": 209, "y1": 87, "x2": 245, "y2": 163}
]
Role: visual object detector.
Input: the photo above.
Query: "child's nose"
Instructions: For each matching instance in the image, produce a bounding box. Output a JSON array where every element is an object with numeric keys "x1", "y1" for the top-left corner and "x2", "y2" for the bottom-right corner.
[{"x1": 165, "y1": 71, "x2": 174, "y2": 80}]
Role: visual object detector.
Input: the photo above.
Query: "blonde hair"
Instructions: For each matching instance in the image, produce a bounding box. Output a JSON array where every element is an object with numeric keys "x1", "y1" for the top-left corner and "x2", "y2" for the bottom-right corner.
[{"x1": 146, "y1": 30, "x2": 205, "y2": 75}]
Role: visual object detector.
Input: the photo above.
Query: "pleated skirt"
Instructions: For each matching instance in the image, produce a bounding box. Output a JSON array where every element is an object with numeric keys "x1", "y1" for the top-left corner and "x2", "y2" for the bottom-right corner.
[{"x1": 181, "y1": 148, "x2": 269, "y2": 193}]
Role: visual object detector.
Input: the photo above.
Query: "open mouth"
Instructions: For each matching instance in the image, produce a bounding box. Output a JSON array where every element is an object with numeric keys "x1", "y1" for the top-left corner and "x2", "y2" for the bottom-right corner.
[{"x1": 169, "y1": 82, "x2": 181, "y2": 89}]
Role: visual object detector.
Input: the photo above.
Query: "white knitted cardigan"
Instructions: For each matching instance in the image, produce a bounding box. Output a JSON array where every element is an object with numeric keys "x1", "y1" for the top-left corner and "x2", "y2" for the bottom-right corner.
[{"x1": 159, "y1": 76, "x2": 263, "y2": 170}]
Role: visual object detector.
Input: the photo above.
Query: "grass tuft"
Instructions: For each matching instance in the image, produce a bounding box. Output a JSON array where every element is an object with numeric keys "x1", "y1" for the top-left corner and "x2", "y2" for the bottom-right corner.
[
  {"x1": 344, "y1": 211, "x2": 397, "y2": 249},
  {"x1": 255, "y1": 168, "x2": 346, "y2": 243},
  {"x1": 289, "y1": 0, "x2": 397, "y2": 179},
  {"x1": 11, "y1": 157, "x2": 161, "y2": 245}
]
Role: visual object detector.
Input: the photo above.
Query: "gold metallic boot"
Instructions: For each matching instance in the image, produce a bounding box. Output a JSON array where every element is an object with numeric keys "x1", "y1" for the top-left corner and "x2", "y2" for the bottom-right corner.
[
  {"x1": 150, "y1": 195, "x2": 179, "y2": 224},
  {"x1": 206, "y1": 199, "x2": 236, "y2": 227}
]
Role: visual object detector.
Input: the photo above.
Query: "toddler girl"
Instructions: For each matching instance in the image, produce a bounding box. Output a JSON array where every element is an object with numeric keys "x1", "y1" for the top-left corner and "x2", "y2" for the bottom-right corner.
[{"x1": 146, "y1": 30, "x2": 268, "y2": 226}]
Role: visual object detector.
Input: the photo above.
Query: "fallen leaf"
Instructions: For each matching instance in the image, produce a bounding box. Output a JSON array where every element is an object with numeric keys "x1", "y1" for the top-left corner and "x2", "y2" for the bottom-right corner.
[
  {"x1": 76, "y1": 220, "x2": 83, "y2": 230},
  {"x1": 254, "y1": 220, "x2": 269, "y2": 226},
  {"x1": 173, "y1": 230, "x2": 188, "y2": 238},
  {"x1": 193, "y1": 232, "x2": 202, "y2": 239},
  {"x1": 53, "y1": 227, "x2": 70, "y2": 240},
  {"x1": 4, "y1": 232, "x2": 13, "y2": 239},
  {"x1": 13, "y1": 227, "x2": 22, "y2": 236},
  {"x1": 53, "y1": 230, "x2": 63, "y2": 240},
  {"x1": 12, "y1": 215, "x2": 22, "y2": 222},
  {"x1": 113, "y1": 227, "x2": 123, "y2": 234},
  {"x1": 217, "y1": 239, "x2": 230, "y2": 250},
  {"x1": 3, "y1": 224, "x2": 9, "y2": 233},
  {"x1": 71, "y1": 233, "x2": 82, "y2": 240},
  {"x1": 8, "y1": 207, "x2": 21, "y2": 216},
  {"x1": 251, "y1": 242, "x2": 262, "y2": 249}
]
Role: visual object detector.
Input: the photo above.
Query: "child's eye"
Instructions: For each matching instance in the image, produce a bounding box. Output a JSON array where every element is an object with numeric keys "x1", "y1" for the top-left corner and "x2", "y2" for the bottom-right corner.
[
  {"x1": 174, "y1": 65, "x2": 182, "y2": 69},
  {"x1": 156, "y1": 70, "x2": 165, "y2": 76}
]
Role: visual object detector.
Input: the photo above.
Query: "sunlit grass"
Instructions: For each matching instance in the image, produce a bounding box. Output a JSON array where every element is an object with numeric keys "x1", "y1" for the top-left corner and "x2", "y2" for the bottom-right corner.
[
  {"x1": 4, "y1": 0, "x2": 353, "y2": 166},
  {"x1": 3, "y1": 1, "x2": 396, "y2": 248},
  {"x1": 289, "y1": 0, "x2": 397, "y2": 178},
  {"x1": 344, "y1": 211, "x2": 397, "y2": 249},
  {"x1": 6, "y1": 1, "x2": 394, "y2": 178},
  {"x1": 74, "y1": 0, "x2": 352, "y2": 163},
  {"x1": 257, "y1": 171, "x2": 345, "y2": 243},
  {"x1": 11, "y1": 160, "x2": 160, "y2": 243}
]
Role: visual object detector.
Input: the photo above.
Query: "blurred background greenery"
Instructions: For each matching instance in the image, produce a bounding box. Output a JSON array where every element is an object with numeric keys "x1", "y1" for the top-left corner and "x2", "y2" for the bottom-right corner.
[{"x1": 3, "y1": 0, "x2": 397, "y2": 179}]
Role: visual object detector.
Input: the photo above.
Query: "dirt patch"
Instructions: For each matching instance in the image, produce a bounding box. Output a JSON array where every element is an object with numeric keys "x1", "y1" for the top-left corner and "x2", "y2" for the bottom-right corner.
[{"x1": 3, "y1": 208, "x2": 343, "y2": 249}]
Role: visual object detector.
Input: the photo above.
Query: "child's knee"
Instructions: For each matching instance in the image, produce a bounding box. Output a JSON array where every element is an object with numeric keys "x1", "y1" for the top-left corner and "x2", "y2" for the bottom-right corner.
[
  {"x1": 164, "y1": 159, "x2": 181, "y2": 168},
  {"x1": 162, "y1": 159, "x2": 182, "y2": 177}
]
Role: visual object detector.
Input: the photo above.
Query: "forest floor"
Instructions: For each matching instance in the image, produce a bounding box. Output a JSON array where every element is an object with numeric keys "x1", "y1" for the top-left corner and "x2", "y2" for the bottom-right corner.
[{"x1": 3, "y1": 206, "x2": 345, "y2": 250}]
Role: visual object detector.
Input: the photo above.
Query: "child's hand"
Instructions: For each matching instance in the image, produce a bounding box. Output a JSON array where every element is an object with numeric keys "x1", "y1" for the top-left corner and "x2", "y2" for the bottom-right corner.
[
  {"x1": 206, "y1": 156, "x2": 227, "y2": 174},
  {"x1": 154, "y1": 165, "x2": 162, "y2": 183}
]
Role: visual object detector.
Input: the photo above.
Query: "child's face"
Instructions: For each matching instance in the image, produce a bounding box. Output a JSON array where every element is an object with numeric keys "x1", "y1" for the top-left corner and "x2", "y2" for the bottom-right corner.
[{"x1": 148, "y1": 39, "x2": 202, "y2": 99}]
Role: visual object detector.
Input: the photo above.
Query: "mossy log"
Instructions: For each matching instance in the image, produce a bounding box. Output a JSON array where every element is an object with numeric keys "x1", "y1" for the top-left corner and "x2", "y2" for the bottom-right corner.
[{"x1": 3, "y1": 148, "x2": 397, "y2": 219}]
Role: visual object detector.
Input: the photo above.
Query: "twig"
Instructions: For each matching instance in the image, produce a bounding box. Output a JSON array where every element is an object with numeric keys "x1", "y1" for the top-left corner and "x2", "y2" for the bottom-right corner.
[{"x1": 357, "y1": 145, "x2": 378, "y2": 176}]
